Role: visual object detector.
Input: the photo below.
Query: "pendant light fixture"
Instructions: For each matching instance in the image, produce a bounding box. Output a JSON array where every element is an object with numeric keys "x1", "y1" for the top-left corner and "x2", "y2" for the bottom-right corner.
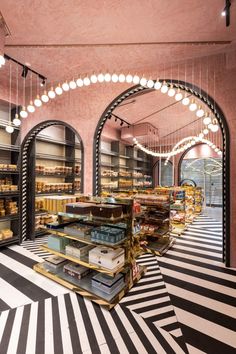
[
  {"x1": 161, "y1": 81, "x2": 168, "y2": 93},
  {"x1": 203, "y1": 113, "x2": 211, "y2": 125},
  {"x1": 140, "y1": 77, "x2": 147, "y2": 86},
  {"x1": 55, "y1": 83, "x2": 63, "y2": 95},
  {"x1": 62, "y1": 81, "x2": 70, "y2": 91},
  {"x1": 48, "y1": 87, "x2": 56, "y2": 98},
  {"x1": 83, "y1": 76, "x2": 91, "y2": 85},
  {"x1": 19, "y1": 69, "x2": 28, "y2": 118},
  {"x1": 175, "y1": 89, "x2": 183, "y2": 101},
  {"x1": 27, "y1": 72, "x2": 35, "y2": 113},
  {"x1": 112, "y1": 73, "x2": 119, "y2": 83},
  {"x1": 126, "y1": 74, "x2": 133, "y2": 83},
  {"x1": 189, "y1": 99, "x2": 197, "y2": 111},
  {"x1": 76, "y1": 77, "x2": 84, "y2": 87},
  {"x1": 13, "y1": 65, "x2": 21, "y2": 127},
  {"x1": 90, "y1": 74, "x2": 98, "y2": 84},
  {"x1": 104, "y1": 73, "x2": 111, "y2": 82},
  {"x1": 69, "y1": 79, "x2": 76, "y2": 89},
  {"x1": 154, "y1": 79, "x2": 162, "y2": 90},
  {"x1": 34, "y1": 75, "x2": 42, "y2": 107},
  {"x1": 98, "y1": 73, "x2": 105, "y2": 82},
  {"x1": 196, "y1": 105, "x2": 205, "y2": 117},
  {"x1": 6, "y1": 62, "x2": 14, "y2": 133}
]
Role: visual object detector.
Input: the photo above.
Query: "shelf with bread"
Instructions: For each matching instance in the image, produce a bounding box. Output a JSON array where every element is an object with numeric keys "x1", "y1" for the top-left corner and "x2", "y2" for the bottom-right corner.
[
  {"x1": 170, "y1": 188, "x2": 186, "y2": 236},
  {"x1": 34, "y1": 198, "x2": 146, "y2": 309},
  {"x1": 0, "y1": 107, "x2": 21, "y2": 248}
]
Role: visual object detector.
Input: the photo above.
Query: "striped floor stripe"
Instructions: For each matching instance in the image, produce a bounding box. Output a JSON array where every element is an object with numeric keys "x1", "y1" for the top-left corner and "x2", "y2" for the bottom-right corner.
[
  {"x1": 158, "y1": 216, "x2": 236, "y2": 353},
  {"x1": 0, "y1": 292, "x2": 186, "y2": 354}
]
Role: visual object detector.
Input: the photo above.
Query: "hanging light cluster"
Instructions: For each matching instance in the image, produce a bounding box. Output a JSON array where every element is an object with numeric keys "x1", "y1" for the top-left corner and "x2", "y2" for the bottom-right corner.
[{"x1": 0, "y1": 54, "x2": 6, "y2": 68}]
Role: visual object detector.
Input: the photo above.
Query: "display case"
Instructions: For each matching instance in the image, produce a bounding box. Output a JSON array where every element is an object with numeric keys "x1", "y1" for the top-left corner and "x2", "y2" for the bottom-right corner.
[
  {"x1": 33, "y1": 198, "x2": 146, "y2": 309},
  {"x1": 194, "y1": 187, "x2": 203, "y2": 214},
  {"x1": 170, "y1": 188, "x2": 186, "y2": 236}
]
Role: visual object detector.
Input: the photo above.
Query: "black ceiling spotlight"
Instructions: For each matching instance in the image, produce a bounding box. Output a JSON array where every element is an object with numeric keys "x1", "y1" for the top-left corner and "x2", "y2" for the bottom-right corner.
[
  {"x1": 40, "y1": 78, "x2": 46, "y2": 87},
  {"x1": 21, "y1": 66, "x2": 28, "y2": 78},
  {"x1": 221, "y1": 0, "x2": 231, "y2": 27},
  {"x1": 120, "y1": 121, "x2": 124, "y2": 126}
]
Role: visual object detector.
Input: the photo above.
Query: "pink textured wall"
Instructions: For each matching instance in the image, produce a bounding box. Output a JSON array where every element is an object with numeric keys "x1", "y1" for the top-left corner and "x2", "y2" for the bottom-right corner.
[{"x1": 184, "y1": 144, "x2": 219, "y2": 159}]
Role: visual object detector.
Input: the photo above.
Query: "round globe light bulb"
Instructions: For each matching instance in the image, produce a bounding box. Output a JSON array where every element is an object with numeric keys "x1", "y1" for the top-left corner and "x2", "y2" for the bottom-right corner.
[
  {"x1": 211, "y1": 124, "x2": 219, "y2": 132},
  {"x1": 199, "y1": 133, "x2": 204, "y2": 139},
  {"x1": 140, "y1": 77, "x2": 147, "y2": 86},
  {"x1": 191, "y1": 140, "x2": 196, "y2": 145},
  {"x1": 5, "y1": 125, "x2": 14, "y2": 133},
  {"x1": 111, "y1": 73, "x2": 118, "y2": 83},
  {"x1": 154, "y1": 80, "x2": 162, "y2": 90},
  {"x1": 34, "y1": 95, "x2": 42, "y2": 107},
  {"x1": 0, "y1": 55, "x2": 6, "y2": 65},
  {"x1": 175, "y1": 89, "x2": 183, "y2": 101},
  {"x1": 90, "y1": 74, "x2": 97, "y2": 84},
  {"x1": 203, "y1": 128, "x2": 209, "y2": 135},
  {"x1": 104, "y1": 73, "x2": 111, "y2": 82},
  {"x1": 13, "y1": 115, "x2": 21, "y2": 126},
  {"x1": 55, "y1": 85, "x2": 63, "y2": 95},
  {"x1": 69, "y1": 80, "x2": 76, "y2": 89},
  {"x1": 147, "y1": 79, "x2": 154, "y2": 88},
  {"x1": 215, "y1": 148, "x2": 219, "y2": 152},
  {"x1": 76, "y1": 78, "x2": 84, "y2": 87},
  {"x1": 41, "y1": 92, "x2": 49, "y2": 103},
  {"x1": 189, "y1": 101, "x2": 197, "y2": 111},
  {"x1": 98, "y1": 73, "x2": 105, "y2": 83},
  {"x1": 212, "y1": 144, "x2": 216, "y2": 149},
  {"x1": 20, "y1": 107, "x2": 28, "y2": 118},
  {"x1": 133, "y1": 75, "x2": 140, "y2": 84},
  {"x1": 118, "y1": 74, "x2": 126, "y2": 83},
  {"x1": 203, "y1": 115, "x2": 211, "y2": 125},
  {"x1": 83, "y1": 77, "x2": 91, "y2": 86},
  {"x1": 182, "y1": 96, "x2": 190, "y2": 106},
  {"x1": 168, "y1": 86, "x2": 175, "y2": 97},
  {"x1": 161, "y1": 82, "x2": 168, "y2": 93},
  {"x1": 62, "y1": 82, "x2": 70, "y2": 91},
  {"x1": 48, "y1": 88, "x2": 56, "y2": 99},
  {"x1": 126, "y1": 74, "x2": 133, "y2": 83},
  {"x1": 27, "y1": 101, "x2": 35, "y2": 113},
  {"x1": 218, "y1": 151, "x2": 222, "y2": 156},
  {"x1": 196, "y1": 106, "x2": 205, "y2": 117}
]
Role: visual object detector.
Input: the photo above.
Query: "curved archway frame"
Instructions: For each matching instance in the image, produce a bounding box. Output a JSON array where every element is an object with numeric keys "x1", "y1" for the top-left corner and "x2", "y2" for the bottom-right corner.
[
  {"x1": 20, "y1": 120, "x2": 84, "y2": 241},
  {"x1": 93, "y1": 79, "x2": 230, "y2": 266}
]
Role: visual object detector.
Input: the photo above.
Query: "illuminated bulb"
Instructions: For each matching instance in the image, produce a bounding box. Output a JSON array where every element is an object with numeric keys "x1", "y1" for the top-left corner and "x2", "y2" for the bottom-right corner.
[
  {"x1": 147, "y1": 79, "x2": 154, "y2": 88},
  {"x1": 0, "y1": 55, "x2": 5, "y2": 66},
  {"x1": 215, "y1": 148, "x2": 219, "y2": 152},
  {"x1": 27, "y1": 101, "x2": 35, "y2": 113},
  {"x1": 208, "y1": 142, "x2": 213, "y2": 146},
  {"x1": 199, "y1": 132, "x2": 204, "y2": 139},
  {"x1": 140, "y1": 77, "x2": 147, "y2": 86},
  {"x1": 34, "y1": 95, "x2": 42, "y2": 107},
  {"x1": 41, "y1": 91, "x2": 49, "y2": 103},
  {"x1": 161, "y1": 82, "x2": 168, "y2": 93},
  {"x1": 187, "y1": 143, "x2": 191, "y2": 148},
  {"x1": 111, "y1": 73, "x2": 119, "y2": 83},
  {"x1": 83, "y1": 77, "x2": 91, "y2": 86},
  {"x1": 191, "y1": 140, "x2": 196, "y2": 145},
  {"x1": 211, "y1": 124, "x2": 219, "y2": 132},
  {"x1": 48, "y1": 88, "x2": 56, "y2": 99},
  {"x1": 20, "y1": 107, "x2": 28, "y2": 118},
  {"x1": 5, "y1": 125, "x2": 14, "y2": 133},
  {"x1": 189, "y1": 100, "x2": 197, "y2": 111},
  {"x1": 76, "y1": 78, "x2": 84, "y2": 87},
  {"x1": 55, "y1": 85, "x2": 63, "y2": 95},
  {"x1": 203, "y1": 114, "x2": 211, "y2": 125},
  {"x1": 13, "y1": 114, "x2": 21, "y2": 126},
  {"x1": 118, "y1": 74, "x2": 125, "y2": 83},
  {"x1": 154, "y1": 80, "x2": 162, "y2": 90},
  {"x1": 62, "y1": 82, "x2": 70, "y2": 91},
  {"x1": 208, "y1": 123, "x2": 214, "y2": 131},
  {"x1": 168, "y1": 85, "x2": 175, "y2": 97},
  {"x1": 104, "y1": 73, "x2": 111, "y2": 82},
  {"x1": 98, "y1": 73, "x2": 105, "y2": 82},
  {"x1": 69, "y1": 80, "x2": 76, "y2": 89},
  {"x1": 182, "y1": 95, "x2": 190, "y2": 106},
  {"x1": 218, "y1": 151, "x2": 222, "y2": 156},
  {"x1": 175, "y1": 89, "x2": 183, "y2": 101},
  {"x1": 221, "y1": 10, "x2": 226, "y2": 16},
  {"x1": 90, "y1": 74, "x2": 97, "y2": 84},
  {"x1": 196, "y1": 106, "x2": 205, "y2": 117},
  {"x1": 212, "y1": 144, "x2": 216, "y2": 149},
  {"x1": 133, "y1": 75, "x2": 140, "y2": 84},
  {"x1": 203, "y1": 128, "x2": 209, "y2": 135},
  {"x1": 126, "y1": 74, "x2": 133, "y2": 83}
]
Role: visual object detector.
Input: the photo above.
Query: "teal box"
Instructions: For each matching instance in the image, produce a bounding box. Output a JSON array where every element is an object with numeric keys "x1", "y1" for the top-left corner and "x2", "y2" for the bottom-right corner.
[{"x1": 48, "y1": 235, "x2": 70, "y2": 252}]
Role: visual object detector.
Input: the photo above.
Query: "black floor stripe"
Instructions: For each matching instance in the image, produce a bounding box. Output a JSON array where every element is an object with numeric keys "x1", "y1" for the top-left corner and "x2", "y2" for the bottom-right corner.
[
  {"x1": 16, "y1": 303, "x2": 31, "y2": 354},
  {"x1": 161, "y1": 252, "x2": 236, "y2": 277},
  {"x1": 178, "y1": 237, "x2": 222, "y2": 247},
  {"x1": 161, "y1": 322, "x2": 182, "y2": 333},
  {"x1": 92, "y1": 303, "x2": 120, "y2": 354},
  {"x1": 122, "y1": 292, "x2": 168, "y2": 307},
  {"x1": 36, "y1": 298, "x2": 45, "y2": 354},
  {"x1": 1, "y1": 248, "x2": 37, "y2": 268},
  {"x1": 133, "y1": 278, "x2": 163, "y2": 287},
  {"x1": 131, "y1": 300, "x2": 172, "y2": 314},
  {"x1": 120, "y1": 304, "x2": 168, "y2": 354},
  {"x1": 0, "y1": 308, "x2": 16, "y2": 354},
  {"x1": 170, "y1": 246, "x2": 222, "y2": 261},
  {"x1": 161, "y1": 274, "x2": 236, "y2": 307},
  {"x1": 125, "y1": 284, "x2": 166, "y2": 297},
  {"x1": 140, "y1": 271, "x2": 162, "y2": 279},
  {"x1": 76, "y1": 295, "x2": 101, "y2": 354},
  {"x1": 0, "y1": 264, "x2": 52, "y2": 302},
  {"x1": 0, "y1": 299, "x2": 10, "y2": 313},
  {"x1": 158, "y1": 260, "x2": 236, "y2": 289},
  {"x1": 181, "y1": 323, "x2": 236, "y2": 354},
  {"x1": 63, "y1": 293, "x2": 82, "y2": 354},
  {"x1": 174, "y1": 241, "x2": 222, "y2": 254},
  {"x1": 183, "y1": 232, "x2": 222, "y2": 241},
  {"x1": 51, "y1": 296, "x2": 63, "y2": 354},
  {"x1": 170, "y1": 294, "x2": 236, "y2": 332},
  {"x1": 144, "y1": 310, "x2": 176, "y2": 323}
]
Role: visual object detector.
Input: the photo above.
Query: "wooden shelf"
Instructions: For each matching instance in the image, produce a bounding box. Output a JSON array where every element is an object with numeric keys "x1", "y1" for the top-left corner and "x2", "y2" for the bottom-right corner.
[
  {"x1": 0, "y1": 214, "x2": 19, "y2": 222},
  {"x1": 40, "y1": 244, "x2": 125, "y2": 277},
  {"x1": 0, "y1": 235, "x2": 19, "y2": 247},
  {"x1": 37, "y1": 134, "x2": 81, "y2": 149},
  {"x1": 0, "y1": 192, "x2": 19, "y2": 197},
  {"x1": 0, "y1": 170, "x2": 19, "y2": 175},
  {"x1": 35, "y1": 191, "x2": 74, "y2": 196},
  {"x1": 36, "y1": 173, "x2": 75, "y2": 178}
]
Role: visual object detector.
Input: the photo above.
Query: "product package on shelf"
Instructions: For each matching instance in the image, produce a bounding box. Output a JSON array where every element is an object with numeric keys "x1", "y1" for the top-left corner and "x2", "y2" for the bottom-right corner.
[
  {"x1": 91, "y1": 226, "x2": 126, "y2": 245},
  {"x1": 92, "y1": 272, "x2": 125, "y2": 294},
  {"x1": 170, "y1": 188, "x2": 186, "y2": 235},
  {"x1": 63, "y1": 262, "x2": 90, "y2": 279},
  {"x1": 194, "y1": 187, "x2": 203, "y2": 214},
  {"x1": 36, "y1": 165, "x2": 73, "y2": 175},
  {"x1": 36, "y1": 182, "x2": 73, "y2": 194},
  {"x1": 65, "y1": 241, "x2": 94, "y2": 259},
  {"x1": 91, "y1": 204, "x2": 123, "y2": 219},
  {"x1": 64, "y1": 223, "x2": 93, "y2": 238},
  {"x1": 89, "y1": 246, "x2": 125, "y2": 271},
  {"x1": 0, "y1": 199, "x2": 18, "y2": 216},
  {"x1": 43, "y1": 196, "x2": 77, "y2": 213},
  {"x1": 0, "y1": 228, "x2": 13, "y2": 240},
  {"x1": 45, "y1": 256, "x2": 68, "y2": 270},
  {"x1": 0, "y1": 164, "x2": 17, "y2": 171},
  {"x1": 183, "y1": 186, "x2": 196, "y2": 223},
  {"x1": 48, "y1": 235, "x2": 70, "y2": 252},
  {"x1": 66, "y1": 202, "x2": 94, "y2": 215}
]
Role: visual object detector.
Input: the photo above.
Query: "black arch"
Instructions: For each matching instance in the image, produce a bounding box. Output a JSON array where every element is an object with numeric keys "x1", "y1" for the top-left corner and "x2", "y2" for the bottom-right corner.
[{"x1": 93, "y1": 79, "x2": 230, "y2": 266}]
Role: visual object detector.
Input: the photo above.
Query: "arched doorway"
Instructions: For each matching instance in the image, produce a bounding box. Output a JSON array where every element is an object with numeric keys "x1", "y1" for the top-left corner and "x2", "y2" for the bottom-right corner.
[
  {"x1": 20, "y1": 120, "x2": 84, "y2": 241},
  {"x1": 93, "y1": 79, "x2": 230, "y2": 266}
]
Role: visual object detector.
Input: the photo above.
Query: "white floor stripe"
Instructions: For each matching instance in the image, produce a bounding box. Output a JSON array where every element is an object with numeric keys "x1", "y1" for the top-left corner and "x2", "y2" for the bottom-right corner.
[
  {"x1": 167, "y1": 249, "x2": 224, "y2": 267},
  {"x1": 140, "y1": 305, "x2": 174, "y2": 318},
  {"x1": 99, "y1": 343, "x2": 111, "y2": 354},
  {"x1": 120, "y1": 287, "x2": 167, "y2": 302},
  {"x1": 159, "y1": 266, "x2": 236, "y2": 298},
  {"x1": 0, "y1": 310, "x2": 9, "y2": 343},
  {"x1": 163, "y1": 283, "x2": 236, "y2": 319},
  {"x1": 84, "y1": 298, "x2": 107, "y2": 347},
  {"x1": 0, "y1": 253, "x2": 70, "y2": 297},
  {"x1": 25, "y1": 302, "x2": 38, "y2": 354},
  {"x1": 69, "y1": 293, "x2": 91, "y2": 353},
  {"x1": 183, "y1": 231, "x2": 222, "y2": 240},
  {"x1": 169, "y1": 328, "x2": 183, "y2": 338},
  {"x1": 186, "y1": 343, "x2": 207, "y2": 354},
  {"x1": 158, "y1": 327, "x2": 186, "y2": 354},
  {"x1": 57, "y1": 294, "x2": 73, "y2": 354},
  {"x1": 154, "y1": 315, "x2": 177, "y2": 328},
  {"x1": 187, "y1": 228, "x2": 222, "y2": 236},
  {"x1": 0, "y1": 278, "x2": 32, "y2": 308},
  {"x1": 6, "y1": 306, "x2": 24, "y2": 354},
  {"x1": 44, "y1": 297, "x2": 54, "y2": 354},
  {"x1": 129, "y1": 280, "x2": 164, "y2": 292},
  {"x1": 175, "y1": 239, "x2": 221, "y2": 250},
  {"x1": 125, "y1": 296, "x2": 171, "y2": 311},
  {"x1": 138, "y1": 275, "x2": 162, "y2": 283},
  {"x1": 8, "y1": 245, "x2": 45, "y2": 263},
  {"x1": 175, "y1": 307, "x2": 236, "y2": 348},
  {"x1": 180, "y1": 235, "x2": 222, "y2": 245},
  {"x1": 172, "y1": 244, "x2": 222, "y2": 258}
]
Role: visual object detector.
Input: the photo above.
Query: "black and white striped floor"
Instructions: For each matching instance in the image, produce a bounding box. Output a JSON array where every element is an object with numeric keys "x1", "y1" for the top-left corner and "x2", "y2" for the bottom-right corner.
[{"x1": 0, "y1": 214, "x2": 236, "y2": 353}]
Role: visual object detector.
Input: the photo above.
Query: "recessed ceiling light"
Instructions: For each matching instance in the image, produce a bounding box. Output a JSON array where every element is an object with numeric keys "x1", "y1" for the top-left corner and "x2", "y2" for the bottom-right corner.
[{"x1": 25, "y1": 62, "x2": 31, "y2": 66}]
